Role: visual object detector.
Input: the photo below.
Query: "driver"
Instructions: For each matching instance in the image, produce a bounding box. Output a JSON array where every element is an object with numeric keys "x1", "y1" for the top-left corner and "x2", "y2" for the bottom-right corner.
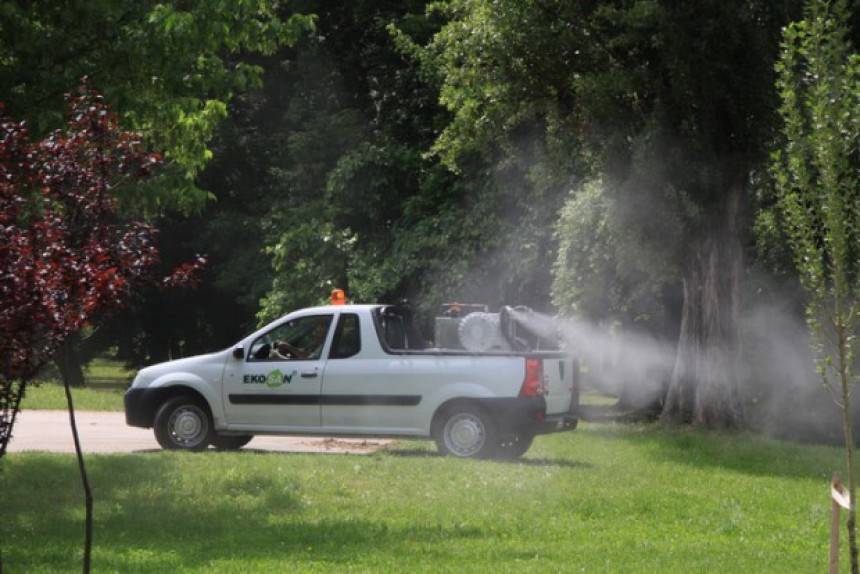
[
  {"x1": 270, "y1": 322, "x2": 329, "y2": 360},
  {"x1": 270, "y1": 340, "x2": 305, "y2": 360}
]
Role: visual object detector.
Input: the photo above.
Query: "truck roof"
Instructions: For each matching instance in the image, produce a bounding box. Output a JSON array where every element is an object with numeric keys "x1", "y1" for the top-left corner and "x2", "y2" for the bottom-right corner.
[{"x1": 287, "y1": 303, "x2": 386, "y2": 315}]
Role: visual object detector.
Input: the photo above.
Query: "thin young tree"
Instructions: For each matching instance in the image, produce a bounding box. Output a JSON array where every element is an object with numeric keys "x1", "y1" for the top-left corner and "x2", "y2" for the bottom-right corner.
[
  {"x1": 0, "y1": 82, "x2": 202, "y2": 573},
  {"x1": 773, "y1": 1, "x2": 860, "y2": 570}
]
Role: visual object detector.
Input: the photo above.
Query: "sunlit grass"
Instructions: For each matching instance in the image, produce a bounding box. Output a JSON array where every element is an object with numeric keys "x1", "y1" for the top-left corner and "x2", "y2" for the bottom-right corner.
[
  {"x1": 20, "y1": 382, "x2": 124, "y2": 412},
  {"x1": 22, "y1": 386, "x2": 126, "y2": 417},
  {"x1": 0, "y1": 423, "x2": 847, "y2": 572},
  {"x1": 83, "y1": 356, "x2": 134, "y2": 387},
  {"x1": 21, "y1": 357, "x2": 129, "y2": 411}
]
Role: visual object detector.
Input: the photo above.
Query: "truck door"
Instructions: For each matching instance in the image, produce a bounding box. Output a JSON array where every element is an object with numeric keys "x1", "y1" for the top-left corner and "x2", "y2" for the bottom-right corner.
[
  {"x1": 321, "y1": 311, "x2": 425, "y2": 434},
  {"x1": 222, "y1": 314, "x2": 333, "y2": 428}
]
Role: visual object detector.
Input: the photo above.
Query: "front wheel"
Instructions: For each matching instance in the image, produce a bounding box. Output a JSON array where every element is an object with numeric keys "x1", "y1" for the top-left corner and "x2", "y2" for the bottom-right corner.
[
  {"x1": 211, "y1": 434, "x2": 253, "y2": 450},
  {"x1": 433, "y1": 404, "x2": 498, "y2": 459},
  {"x1": 154, "y1": 396, "x2": 213, "y2": 451}
]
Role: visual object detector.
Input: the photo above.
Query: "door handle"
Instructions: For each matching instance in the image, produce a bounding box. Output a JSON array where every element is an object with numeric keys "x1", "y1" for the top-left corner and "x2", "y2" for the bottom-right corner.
[{"x1": 301, "y1": 370, "x2": 318, "y2": 379}]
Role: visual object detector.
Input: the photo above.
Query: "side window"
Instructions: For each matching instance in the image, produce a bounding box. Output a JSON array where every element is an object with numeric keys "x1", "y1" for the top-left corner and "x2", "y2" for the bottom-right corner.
[
  {"x1": 384, "y1": 316, "x2": 405, "y2": 349},
  {"x1": 330, "y1": 314, "x2": 361, "y2": 359},
  {"x1": 376, "y1": 308, "x2": 426, "y2": 351},
  {"x1": 248, "y1": 315, "x2": 333, "y2": 361}
]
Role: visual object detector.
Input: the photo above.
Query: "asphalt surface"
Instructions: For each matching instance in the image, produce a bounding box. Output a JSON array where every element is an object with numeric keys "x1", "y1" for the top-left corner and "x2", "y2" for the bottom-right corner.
[{"x1": 7, "y1": 410, "x2": 392, "y2": 454}]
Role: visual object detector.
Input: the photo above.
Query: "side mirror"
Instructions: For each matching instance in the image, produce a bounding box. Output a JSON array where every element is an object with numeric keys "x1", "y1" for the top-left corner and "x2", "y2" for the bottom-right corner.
[{"x1": 232, "y1": 345, "x2": 245, "y2": 360}]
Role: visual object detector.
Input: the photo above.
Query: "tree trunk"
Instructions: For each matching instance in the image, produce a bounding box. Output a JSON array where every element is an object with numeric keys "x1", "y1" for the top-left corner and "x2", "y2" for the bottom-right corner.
[
  {"x1": 64, "y1": 374, "x2": 93, "y2": 573},
  {"x1": 55, "y1": 335, "x2": 86, "y2": 388},
  {"x1": 661, "y1": 177, "x2": 744, "y2": 429}
]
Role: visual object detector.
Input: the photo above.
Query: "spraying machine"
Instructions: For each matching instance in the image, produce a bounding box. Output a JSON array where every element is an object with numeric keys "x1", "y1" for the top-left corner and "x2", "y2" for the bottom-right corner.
[{"x1": 434, "y1": 303, "x2": 559, "y2": 353}]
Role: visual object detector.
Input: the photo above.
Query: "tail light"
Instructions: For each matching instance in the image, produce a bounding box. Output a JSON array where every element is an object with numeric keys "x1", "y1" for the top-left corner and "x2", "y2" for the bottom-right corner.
[{"x1": 520, "y1": 358, "x2": 546, "y2": 397}]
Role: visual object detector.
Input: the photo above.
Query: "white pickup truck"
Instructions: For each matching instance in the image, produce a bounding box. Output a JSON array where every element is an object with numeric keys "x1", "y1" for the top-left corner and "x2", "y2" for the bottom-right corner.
[{"x1": 124, "y1": 304, "x2": 579, "y2": 459}]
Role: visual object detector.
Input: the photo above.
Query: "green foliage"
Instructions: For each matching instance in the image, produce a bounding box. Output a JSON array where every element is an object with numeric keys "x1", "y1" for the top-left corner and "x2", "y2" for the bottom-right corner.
[
  {"x1": 253, "y1": 2, "x2": 568, "y2": 324},
  {"x1": 0, "y1": 425, "x2": 843, "y2": 571},
  {"x1": 552, "y1": 178, "x2": 681, "y2": 330},
  {"x1": 421, "y1": 0, "x2": 795, "y2": 308},
  {"x1": 773, "y1": 0, "x2": 860, "y2": 376},
  {"x1": 553, "y1": 180, "x2": 617, "y2": 316},
  {"x1": 421, "y1": 0, "x2": 789, "y2": 172},
  {"x1": 0, "y1": 2, "x2": 314, "y2": 367},
  {"x1": 252, "y1": 34, "x2": 376, "y2": 320},
  {"x1": 552, "y1": 168, "x2": 694, "y2": 333},
  {"x1": 752, "y1": 202, "x2": 799, "y2": 278},
  {"x1": 0, "y1": 0, "x2": 315, "y2": 213},
  {"x1": 422, "y1": 0, "x2": 588, "y2": 169}
]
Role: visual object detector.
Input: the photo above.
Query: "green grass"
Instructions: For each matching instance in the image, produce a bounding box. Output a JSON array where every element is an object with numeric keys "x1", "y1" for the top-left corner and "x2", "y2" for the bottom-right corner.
[
  {"x1": 22, "y1": 382, "x2": 125, "y2": 411},
  {"x1": 22, "y1": 357, "x2": 131, "y2": 411},
  {"x1": 0, "y1": 423, "x2": 849, "y2": 573},
  {"x1": 83, "y1": 357, "x2": 134, "y2": 389}
]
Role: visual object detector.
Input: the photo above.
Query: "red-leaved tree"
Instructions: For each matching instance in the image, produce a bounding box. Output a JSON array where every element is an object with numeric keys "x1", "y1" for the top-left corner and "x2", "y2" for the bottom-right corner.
[{"x1": 0, "y1": 81, "x2": 203, "y2": 572}]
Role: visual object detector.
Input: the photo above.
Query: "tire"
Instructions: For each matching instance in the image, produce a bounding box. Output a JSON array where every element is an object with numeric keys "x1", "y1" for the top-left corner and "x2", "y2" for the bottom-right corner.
[
  {"x1": 433, "y1": 404, "x2": 498, "y2": 459},
  {"x1": 497, "y1": 432, "x2": 534, "y2": 460},
  {"x1": 211, "y1": 434, "x2": 253, "y2": 450},
  {"x1": 153, "y1": 395, "x2": 213, "y2": 451}
]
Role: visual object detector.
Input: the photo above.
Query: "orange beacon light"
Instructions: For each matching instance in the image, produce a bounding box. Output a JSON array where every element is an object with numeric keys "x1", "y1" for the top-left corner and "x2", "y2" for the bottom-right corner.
[{"x1": 331, "y1": 289, "x2": 346, "y2": 305}]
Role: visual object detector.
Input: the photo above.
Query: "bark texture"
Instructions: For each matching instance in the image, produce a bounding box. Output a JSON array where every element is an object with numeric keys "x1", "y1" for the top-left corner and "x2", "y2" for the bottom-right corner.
[{"x1": 661, "y1": 178, "x2": 744, "y2": 428}]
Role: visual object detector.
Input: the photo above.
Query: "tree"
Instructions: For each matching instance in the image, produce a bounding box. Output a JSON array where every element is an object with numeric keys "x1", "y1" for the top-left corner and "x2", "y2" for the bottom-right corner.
[
  {"x1": 417, "y1": 0, "x2": 800, "y2": 427},
  {"x1": 241, "y1": 2, "x2": 456, "y2": 321},
  {"x1": 553, "y1": 178, "x2": 683, "y2": 413},
  {"x1": 0, "y1": 1, "x2": 314, "y2": 376},
  {"x1": 0, "y1": 83, "x2": 201, "y2": 572},
  {"x1": 772, "y1": 0, "x2": 860, "y2": 569},
  {"x1": 251, "y1": 1, "x2": 570, "y2": 332},
  {"x1": 0, "y1": 1, "x2": 315, "y2": 206}
]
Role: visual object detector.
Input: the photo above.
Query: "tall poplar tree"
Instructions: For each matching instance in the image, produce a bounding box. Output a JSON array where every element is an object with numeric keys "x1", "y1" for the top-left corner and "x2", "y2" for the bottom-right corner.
[{"x1": 773, "y1": 0, "x2": 860, "y2": 568}]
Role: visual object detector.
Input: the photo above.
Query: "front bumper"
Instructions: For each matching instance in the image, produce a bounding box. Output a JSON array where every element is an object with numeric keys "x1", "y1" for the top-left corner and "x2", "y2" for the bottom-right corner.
[{"x1": 124, "y1": 387, "x2": 161, "y2": 428}]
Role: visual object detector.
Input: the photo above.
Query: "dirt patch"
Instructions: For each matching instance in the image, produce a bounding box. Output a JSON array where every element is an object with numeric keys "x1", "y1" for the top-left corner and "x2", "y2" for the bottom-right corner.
[{"x1": 284, "y1": 436, "x2": 391, "y2": 454}]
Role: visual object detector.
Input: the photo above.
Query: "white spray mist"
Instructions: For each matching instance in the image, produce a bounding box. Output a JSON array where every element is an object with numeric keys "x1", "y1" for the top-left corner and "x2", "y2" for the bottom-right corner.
[
  {"x1": 511, "y1": 292, "x2": 851, "y2": 443},
  {"x1": 508, "y1": 308, "x2": 675, "y2": 410}
]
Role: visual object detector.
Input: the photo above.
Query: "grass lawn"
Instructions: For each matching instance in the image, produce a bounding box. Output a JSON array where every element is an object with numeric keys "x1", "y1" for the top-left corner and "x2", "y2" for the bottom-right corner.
[
  {"x1": 83, "y1": 357, "x2": 134, "y2": 389},
  {"x1": 22, "y1": 382, "x2": 125, "y2": 411},
  {"x1": 23, "y1": 356, "x2": 131, "y2": 411},
  {"x1": 0, "y1": 422, "x2": 848, "y2": 573}
]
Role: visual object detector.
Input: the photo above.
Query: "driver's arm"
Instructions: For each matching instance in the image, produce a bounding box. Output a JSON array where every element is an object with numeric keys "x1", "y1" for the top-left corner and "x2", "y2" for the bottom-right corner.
[
  {"x1": 272, "y1": 340, "x2": 309, "y2": 359},
  {"x1": 269, "y1": 346, "x2": 288, "y2": 360}
]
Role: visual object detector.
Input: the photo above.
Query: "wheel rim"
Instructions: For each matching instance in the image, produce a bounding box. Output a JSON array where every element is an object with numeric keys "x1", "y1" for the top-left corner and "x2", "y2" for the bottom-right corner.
[
  {"x1": 167, "y1": 405, "x2": 208, "y2": 447},
  {"x1": 443, "y1": 413, "x2": 486, "y2": 457}
]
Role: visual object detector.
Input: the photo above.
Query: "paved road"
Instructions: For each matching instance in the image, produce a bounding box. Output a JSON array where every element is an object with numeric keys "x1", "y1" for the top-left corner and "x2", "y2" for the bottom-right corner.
[{"x1": 7, "y1": 410, "x2": 392, "y2": 454}]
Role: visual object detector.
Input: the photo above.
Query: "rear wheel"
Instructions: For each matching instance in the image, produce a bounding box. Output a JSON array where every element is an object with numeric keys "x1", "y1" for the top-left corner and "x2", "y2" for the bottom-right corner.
[
  {"x1": 153, "y1": 396, "x2": 213, "y2": 451},
  {"x1": 497, "y1": 432, "x2": 534, "y2": 459},
  {"x1": 433, "y1": 404, "x2": 498, "y2": 459}
]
